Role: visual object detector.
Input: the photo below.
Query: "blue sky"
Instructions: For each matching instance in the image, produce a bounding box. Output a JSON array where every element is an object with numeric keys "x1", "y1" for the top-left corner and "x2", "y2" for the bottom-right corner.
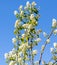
[{"x1": 0, "y1": 0, "x2": 57, "y2": 65}]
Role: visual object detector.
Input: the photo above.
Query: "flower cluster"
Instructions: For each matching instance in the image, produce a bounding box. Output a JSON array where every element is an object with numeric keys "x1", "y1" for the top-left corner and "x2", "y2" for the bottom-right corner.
[
  {"x1": 4, "y1": 1, "x2": 57, "y2": 65},
  {"x1": 4, "y1": 1, "x2": 41, "y2": 65}
]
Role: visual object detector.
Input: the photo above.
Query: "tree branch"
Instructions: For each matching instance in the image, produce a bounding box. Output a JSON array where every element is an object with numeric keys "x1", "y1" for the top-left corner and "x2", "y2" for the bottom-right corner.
[{"x1": 38, "y1": 28, "x2": 55, "y2": 65}]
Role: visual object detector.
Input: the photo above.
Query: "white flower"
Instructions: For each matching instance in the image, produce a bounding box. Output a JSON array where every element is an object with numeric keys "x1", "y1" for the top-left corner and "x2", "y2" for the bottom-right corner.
[
  {"x1": 41, "y1": 45, "x2": 45, "y2": 51},
  {"x1": 19, "y1": 43, "x2": 29, "y2": 53},
  {"x1": 50, "y1": 48, "x2": 54, "y2": 52},
  {"x1": 20, "y1": 10, "x2": 24, "y2": 16},
  {"x1": 14, "y1": 10, "x2": 18, "y2": 15},
  {"x1": 49, "y1": 62, "x2": 53, "y2": 65},
  {"x1": 28, "y1": 24, "x2": 33, "y2": 29},
  {"x1": 32, "y1": 50, "x2": 37, "y2": 55},
  {"x1": 12, "y1": 54, "x2": 16, "y2": 58},
  {"x1": 4, "y1": 53, "x2": 9, "y2": 59},
  {"x1": 52, "y1": 18, "x2": 57, "y2": 28},
  {"x1": 43, "y1": 32, "x2": 47, "y2": 37},
  {"x1": 8, "y1": 50, "x2": 16, "y2": 58},
  {"x1": 46, "y1": 39, "x2": 50, "y2": 44},
  {"x1": 32, "y1": 1, "x2": 37, "y2": 6},
  {"x1": 9, "y1": 61, "x2": 16, "y2": 65},
  {"x1": 18, "y1": 58, "x2": 22, "y2": 63},
  {"x1": 26, "y1": 1, "x2": 30, "y2": 8},
  {"x1": 22, "y1": 24, "x2": 29, "y2": 28},
  {"x1": 53, "y1": 42, "x2": 57, "y2": 48},
  {"x1": 19, "y1": 44, "x2": 26, "y2": 50},
  {"x1": 30, "y1": 14, "x2": 34, "y2": 20},
  {"x1": 15, "y1": 20, "x2": 20, "y2": 28},
  {"x1": 19, "y1": 5, "x2": 23, "y2": 10},
  {"x1": 53, "y1": 29, "x2": 57, "y2": 35},
  {"x1": 35, "y1": 38, "x2": 41, "y2": 43},
  {"x1": 12, "y1": 38, "x2": 17, "y2": 44},
  {"x1": 22, "y1": 34, "x2": 26, "y2": 38}
]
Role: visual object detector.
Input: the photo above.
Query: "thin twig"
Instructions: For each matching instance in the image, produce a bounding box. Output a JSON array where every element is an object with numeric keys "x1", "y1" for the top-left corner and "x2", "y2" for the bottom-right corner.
[{"x1": 38, "y1": 28, "x2": 55, "y2": 65}]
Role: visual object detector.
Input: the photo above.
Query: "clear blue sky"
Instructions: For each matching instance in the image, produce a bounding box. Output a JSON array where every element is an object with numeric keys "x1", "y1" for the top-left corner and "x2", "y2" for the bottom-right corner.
[{"x1": 0, "y1": 0, "x2": 57, "y2": 65}]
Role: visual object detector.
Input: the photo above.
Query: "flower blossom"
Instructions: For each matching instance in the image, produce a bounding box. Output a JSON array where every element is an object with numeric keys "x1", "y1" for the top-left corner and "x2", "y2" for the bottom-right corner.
[
  {"x1": 19, "y1": 5, "x2": 23, "y2": 10},
  {"x1": 9, "y1": 61, "x2": 16, "y2": 65},
  {"x1": 50, "y1": 48, "x2": 54, "y2": 52},
  {"x1": 35, "y1": 38, "x2": 41, "y2": 43},
  {"x1": 53, "y1": 42, "x2": 57, "y2": 48},
  {"x1": 46, "y1": 39, "x2": 50, "y2": 44},
  {"x1": 12, "y1": 38, "x2": 17, "y2": 44},
  {"x1": 43, "y1": 32, "x2": 47, "y2": 37},
  {"x1": 52, "y1": 18, "x2": 57, "y2": 28},
  {"x1": 32, "y1": 50, "x2": 37, "y2": 55},
  {"x1": 53, "y1": 29, "x2": 57, "y2": 35},
  {"x1": 32, "y1": 1, "x2": 37, "y2": 6},
  {"x1": 14, "y1": 20, "x2": 21, "y2": 28},
  {"x1": 30, "y1": 14, "x2": 34, "y2": 20},
  {"x1": 26, "y1": 1, "x2": 30, "y2": 8}
]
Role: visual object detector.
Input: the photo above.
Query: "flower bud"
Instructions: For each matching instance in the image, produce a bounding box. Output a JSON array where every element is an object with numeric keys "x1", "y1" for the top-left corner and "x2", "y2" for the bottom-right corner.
[
  {"x1": 32, "y1": 1, "x2": 37, "y2": 6},
  {"x1": 50, "y1": 48, "x2": 54, "y2": 52},
  {"x1": 53, "y1": 42, "x2": 57, "y2": 48},
  {"x1": 22, "y1": 34, "x2": 26, "y2": 38},
  {"x1": 41, "y1": 45, "x2": 45, "y2": 51},
  {"x1": 46, "y1": 39, "x2": 50, "y2": 44},
  {"x1": 32, "y1": 50, "x2": 37, "y2": 55},
  {"x1": 48, "y1": 62, "x2": 53, "y2": 65},
  {"x1": 19, "y1": 5, "x2": 23, "y2": 10},
  {"x1": 9, "y1": 61, "x2": 16, "y2": 65},
  {"x1": 26, "y1": 1, "x2": 30, "y2": 8},
  {"x1": 20, "y1": 10, "x2": 24, "y2": 16},
  {"x1": 22, "y1": 24, "x2": 29, "y2": 28},
  {"x1": 30, "y1": 14, "x2": 34, "y2": 20},
  {"x1": 43, "y1": 32, "x2": 47, "y2": 38},
  {"x1": 53, "y1": 29, "x2": 57, "y2": 35},
  {"x1": 52, "y1": 18, "x2": 57, "y2": 28},
  {"x1": 35, "y1": 38, "x2": 41, "y2": 43},
  {"x1": 15, "y1": 20, "x2": 20, "y2": 28},
  {"x1": 12, "y1": 38, "x2": 17, "y2": 44}
]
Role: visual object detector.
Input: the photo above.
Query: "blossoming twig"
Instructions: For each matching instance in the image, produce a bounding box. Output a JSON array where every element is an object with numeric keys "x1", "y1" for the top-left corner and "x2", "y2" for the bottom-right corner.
[{"x1": 39, "y1": 28, "x2": 55, "y2": 65}]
